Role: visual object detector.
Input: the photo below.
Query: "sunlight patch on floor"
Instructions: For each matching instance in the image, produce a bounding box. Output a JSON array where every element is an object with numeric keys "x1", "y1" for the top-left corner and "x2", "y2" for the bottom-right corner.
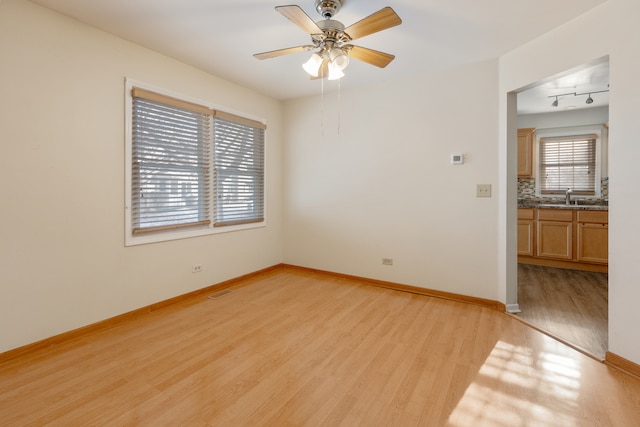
[{"x1": 447, "y1": 339, "x2": 586, "y2": 426}]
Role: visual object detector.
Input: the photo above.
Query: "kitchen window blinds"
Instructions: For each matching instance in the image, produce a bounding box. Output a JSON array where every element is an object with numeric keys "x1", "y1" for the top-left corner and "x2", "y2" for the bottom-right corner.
[{"x1": 538, "y1": 134, "x2": 597, "y2": 195}]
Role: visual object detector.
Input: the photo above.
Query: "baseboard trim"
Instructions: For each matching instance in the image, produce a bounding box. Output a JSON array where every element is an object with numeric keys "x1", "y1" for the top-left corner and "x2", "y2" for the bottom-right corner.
[
  {"x1": 282, "y1": 264, "x2": 506, "y2": 312},
  {"x1": 518, "y1": 256, "x2": 608, "y2": 273},
  {"x1": 8, "y1": 262, "x2": 636, "y2": 379},
  {"x1": 605, "y1": 351, "x2": 640, "y2": 380},
  {"x1": 0, "y1": 263, "x2": 513, "y2": 363},
  {"x1": 0, "y1": 264, "x2": 285, "y2": 364}
]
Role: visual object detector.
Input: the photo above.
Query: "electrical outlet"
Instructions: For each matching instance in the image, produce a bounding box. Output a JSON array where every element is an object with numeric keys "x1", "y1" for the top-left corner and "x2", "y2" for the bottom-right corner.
[
  {"x1": 192, "y1": 264, "x2": 202, "y2": 273},
  {"x1": 382, "y1": 258, "x2": 393, "y2": 266},
  {"x1": 476, "y1": 184, "x2": 492, "y2": 198}
]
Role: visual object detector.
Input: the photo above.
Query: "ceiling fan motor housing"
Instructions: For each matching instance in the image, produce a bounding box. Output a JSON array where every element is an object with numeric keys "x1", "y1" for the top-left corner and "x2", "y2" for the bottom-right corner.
[
  {"x1": 315, "y1": 0, "x2": 342, "y2": 19},
  {"x1": 315, "y1": 19, "x2": 349, "y2": 47}
]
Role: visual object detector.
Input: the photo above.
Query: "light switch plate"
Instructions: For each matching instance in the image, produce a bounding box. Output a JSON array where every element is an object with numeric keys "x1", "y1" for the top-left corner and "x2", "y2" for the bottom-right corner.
[{"x1": 476, "y1": 184, "x2": 491, "y2": 197}]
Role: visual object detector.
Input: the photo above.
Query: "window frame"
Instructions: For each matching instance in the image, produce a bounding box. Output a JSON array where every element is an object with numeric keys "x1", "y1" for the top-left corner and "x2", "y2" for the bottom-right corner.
[
  {"x1": 125, "y1": 79, "x2": 267, "y2": 246},
  {"x1": 534, "y1": 126, "x2": 603, "y2": 199}
]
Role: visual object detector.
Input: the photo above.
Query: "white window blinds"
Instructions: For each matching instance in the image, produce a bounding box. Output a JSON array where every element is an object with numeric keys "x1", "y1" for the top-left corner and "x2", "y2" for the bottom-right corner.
[
  {"x1": 538, "y1": 134, "x2": 597, "y2": 195},
  {"x1": 130, "y1": 86, "x2": 265, "y2": 238},
  {"x1": 131, "y1": 89, "x2": 212, "y2": 234},
  {"x1": 214, "y1": 112, "x2": 265, "y2": 227}
]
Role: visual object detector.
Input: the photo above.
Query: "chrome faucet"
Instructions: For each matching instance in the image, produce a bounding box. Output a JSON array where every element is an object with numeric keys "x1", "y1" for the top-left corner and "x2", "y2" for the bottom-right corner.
[{"x1": 565, "y1": 187, "x2": 573, "y2": 205}]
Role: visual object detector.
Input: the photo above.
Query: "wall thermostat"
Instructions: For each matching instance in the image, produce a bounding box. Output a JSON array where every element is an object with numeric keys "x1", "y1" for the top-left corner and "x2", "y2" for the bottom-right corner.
[{"x1": 450, "y1": 153, "x2": 464, "y2": 165}]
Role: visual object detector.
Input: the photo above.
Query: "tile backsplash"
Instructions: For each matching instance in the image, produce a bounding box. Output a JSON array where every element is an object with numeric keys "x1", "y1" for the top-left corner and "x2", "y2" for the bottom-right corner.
[{"x1": 517, "y1": 177, "x2": 608, "y2": 205}]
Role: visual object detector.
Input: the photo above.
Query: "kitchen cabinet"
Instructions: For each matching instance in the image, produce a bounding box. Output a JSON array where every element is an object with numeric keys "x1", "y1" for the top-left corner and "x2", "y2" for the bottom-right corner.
[
  {"x1": 517, "y1": 128, "x2": 535, "y2": 178},
  {"x1": 577, "y1": 210, "x2": 608, "y2": 264},
  {"x1": 536, "y1": 209, "x2": 573, "y2": 260},
  {"x1": 517, "y1": 208, "x2": 535, "y2": 256},
  {"x1": 518, "y1": 207, "x2": 608, "y2": 272}
]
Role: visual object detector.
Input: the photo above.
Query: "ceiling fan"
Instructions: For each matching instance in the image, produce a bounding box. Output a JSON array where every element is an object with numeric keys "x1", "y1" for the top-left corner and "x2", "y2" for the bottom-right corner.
[{"x1": 254, "y1": 0, "x2": 402, "y2": 80}]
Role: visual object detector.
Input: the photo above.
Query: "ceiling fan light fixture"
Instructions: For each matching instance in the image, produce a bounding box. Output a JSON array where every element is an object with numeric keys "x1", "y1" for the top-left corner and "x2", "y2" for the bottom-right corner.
[
  {"x1": 327, "y1": 63, "x2": 345, "y2": 80},
  {"x1": 302, "y1": 52, "x2": 323, "y2": 76},
  {"x1": 329, "y1": 47, "x2": 349, "y2": 71}
]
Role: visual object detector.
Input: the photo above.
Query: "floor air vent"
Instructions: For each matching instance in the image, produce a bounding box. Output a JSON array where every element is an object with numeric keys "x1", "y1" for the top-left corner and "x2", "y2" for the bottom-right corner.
[{"x1": 208, "y1": 290, "x2": 233, "y2": 300}]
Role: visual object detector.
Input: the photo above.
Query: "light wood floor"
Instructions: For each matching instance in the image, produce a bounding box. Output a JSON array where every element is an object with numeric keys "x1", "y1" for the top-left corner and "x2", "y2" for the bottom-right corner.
[
  {"x1": 517, "y1": 264, "x2": 608, "y2": 359},
  {"x1": 2, "y1": 267, "x2": 639, "y2": 426}
]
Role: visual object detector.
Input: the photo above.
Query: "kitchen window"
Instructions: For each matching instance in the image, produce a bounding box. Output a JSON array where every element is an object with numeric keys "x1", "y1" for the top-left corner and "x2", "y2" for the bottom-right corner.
[
  {"x1": 538, "y1": 134, "x2": 597, "y2": 196},
  {"x1": 125, "y1": 81, "x2": 265, "y2": 245}
]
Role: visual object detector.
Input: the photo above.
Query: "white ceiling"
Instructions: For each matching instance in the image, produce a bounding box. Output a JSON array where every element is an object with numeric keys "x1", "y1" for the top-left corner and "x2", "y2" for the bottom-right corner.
[
  {"x1": 30, "y1": 0, "x2": 607, "y2": 111},
  {"x1": 517, "y1": 60, "x2": 610, "y2": 115}
]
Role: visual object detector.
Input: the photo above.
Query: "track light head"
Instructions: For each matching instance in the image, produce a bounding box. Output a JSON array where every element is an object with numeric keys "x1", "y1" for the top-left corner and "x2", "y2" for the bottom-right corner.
[
  {"x1": 586, "y1": 94, "x2": 594, "y2": 104},
  {"x1": 552, "y1": 96, "x2": 559, "y2": 107}
]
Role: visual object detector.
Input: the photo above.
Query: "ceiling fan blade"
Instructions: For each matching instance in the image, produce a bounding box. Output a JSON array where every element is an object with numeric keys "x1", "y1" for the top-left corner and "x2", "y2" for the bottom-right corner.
[
  {"x1": 254, "y1": 45, "x2": 315, "y2": 60},
  {"x1": 276, "y1": 5, "x2": 322, "y2": 34},
  {"x1": 347, "y1": 45, "x2": 395, "y2": 68},
  {"x1": 343, "y1": 7, "x2": 402, "y2": 41}
]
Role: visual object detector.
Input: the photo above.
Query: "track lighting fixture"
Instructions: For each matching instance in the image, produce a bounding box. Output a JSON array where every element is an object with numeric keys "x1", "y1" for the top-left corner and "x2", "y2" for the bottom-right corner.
[{"x1": 547, "y1": 88, "x2": 609, "y2": 108}]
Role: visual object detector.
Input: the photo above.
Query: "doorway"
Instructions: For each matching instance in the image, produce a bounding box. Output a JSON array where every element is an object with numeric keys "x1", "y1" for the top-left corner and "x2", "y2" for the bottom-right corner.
[{"x1": 513, "y1": 59, "x2": 609, "y2": 360}]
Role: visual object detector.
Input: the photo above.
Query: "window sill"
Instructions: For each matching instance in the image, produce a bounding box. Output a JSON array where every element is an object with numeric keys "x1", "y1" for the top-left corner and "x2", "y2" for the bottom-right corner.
[{"x1": 125, "y1": 220, "x2": 265, "y2": 246}]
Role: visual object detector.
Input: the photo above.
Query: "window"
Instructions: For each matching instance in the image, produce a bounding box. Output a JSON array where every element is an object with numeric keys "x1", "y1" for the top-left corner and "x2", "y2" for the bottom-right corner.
[
  {"x1": 538, "y1": 134, "x2": 597, "y2": 196},
  {"x1": 131, "y1": 88, "x2": 212, "y2": 234},
  {"x1": 214, "y1": 113, "x2": 265, "y2": 227},
  {"x1": 126, "y1": 83, "x2": 265, "y2": 245}
]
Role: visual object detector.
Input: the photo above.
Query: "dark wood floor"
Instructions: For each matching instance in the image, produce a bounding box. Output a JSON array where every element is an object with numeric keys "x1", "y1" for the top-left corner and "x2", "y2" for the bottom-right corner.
[{"x1": 517, "y1": 263, "x2": 608, "y2": 359}]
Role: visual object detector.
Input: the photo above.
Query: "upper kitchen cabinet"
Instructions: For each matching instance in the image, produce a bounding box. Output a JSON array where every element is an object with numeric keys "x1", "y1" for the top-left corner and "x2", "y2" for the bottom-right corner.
[{"x1": 517, "y1": 128, "x2": 535, "y2": 177}]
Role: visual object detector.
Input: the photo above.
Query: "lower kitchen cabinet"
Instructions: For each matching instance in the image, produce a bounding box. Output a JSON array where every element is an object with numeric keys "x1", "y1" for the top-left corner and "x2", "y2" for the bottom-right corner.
[
  {"x1": 517, "y1": 208, "x2": 535, "y2": 256},
  {"x1": 536, "y1": 209, "x2": 573, "y2": 260},
  {"x1": 518, "y1": 207, "x2": 608, "y2": 271},
  {"x1": 577, "y1": 210, "x2": 608, "y2": 264}
]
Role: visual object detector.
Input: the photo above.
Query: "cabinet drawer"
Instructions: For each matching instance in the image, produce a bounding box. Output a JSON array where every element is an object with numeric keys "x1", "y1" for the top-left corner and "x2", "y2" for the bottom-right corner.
[
  {"x1": 518, "y1": 208, "x2": 534, "y2": 220},
  {"x1": 537, "y1": 208, "x2": 573, "y2": 222},
  {"x1": 577, "y1": 210, "x2": 608, "y2": 224}
]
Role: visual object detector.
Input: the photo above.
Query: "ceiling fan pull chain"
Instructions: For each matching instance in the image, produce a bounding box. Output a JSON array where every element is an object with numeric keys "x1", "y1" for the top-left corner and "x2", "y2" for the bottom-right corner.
[
  {"x1": 337, "y1": 78, "x2": 341, "y2": 135},
  {"x1": 321, "y1": 73, "x2": 324, "y2": 136}
]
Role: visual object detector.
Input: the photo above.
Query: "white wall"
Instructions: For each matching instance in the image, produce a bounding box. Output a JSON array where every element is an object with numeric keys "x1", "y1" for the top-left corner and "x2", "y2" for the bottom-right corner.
[
  {"x1": 283, "y1": 60, "x2": 501, "y2": 301},
  {"x1": 500, "y1": 0, "x2": 640, "y2": 364},
  {"x1": 608, "y1": 0, "x2": 640, "y2": 365},
  {"x1": 0, "y1": 0, "x2": 283, "y2": 353}
]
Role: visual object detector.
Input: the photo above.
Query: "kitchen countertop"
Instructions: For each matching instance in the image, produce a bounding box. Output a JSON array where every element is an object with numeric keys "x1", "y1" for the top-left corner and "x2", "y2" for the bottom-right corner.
[{"x1": 518, "y1": 202, "x2": 608, "y2": 211}]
